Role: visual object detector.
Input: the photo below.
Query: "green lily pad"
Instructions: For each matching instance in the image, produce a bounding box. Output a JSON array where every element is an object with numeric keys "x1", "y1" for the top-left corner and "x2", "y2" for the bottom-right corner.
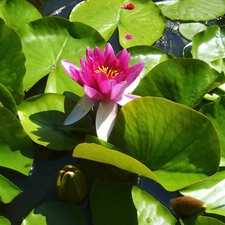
[
  {"x1": 179, "y1": 23, "x2": 207, "y2": 40},
  {"x1": 180, "y1": 168, "x2": 225, "y2": 216},
  {"x1": 192, "y1": 25, "x2": 225, "y2": 63},
  {"x1": 133, "y1": 58, "x2": 222, "y2": 108},
  {"x1": 70, "y1": 0, "x2": 165, "y2": 48},
  {"x1": 0, "y1": 18, "x2": 26, "y2": 105},
  {"x1": 74, "y1": 97, "x2": 221, "y2": 191},
  {"x1": 0, "y1": 0, "x2": 42, "y2": 30},
  {"x1": 0, "y1": 216, "x2": 10, "y2": 225},
  {"x1": 21, "y1": 202, "x2": 87, "y2": 225},
  {"x1": 157, "y1": 0, "x2": 225, "y2": 21},
  {"x1": 110, "y1": 97, "x2": 221, "y2": 190},
  {"x1": 0, "y1": 106, "x2": 34, "y2": 175},
  {"x1": 183, "y1": 216, "x2": 225, "y2": 225},
  {"x1": 200, "y1": 96, "x2": 225, "y2": 166},
  {"x1": 128, "y1": 46, "x2": 172, "y2": 79},
  {"x1": 18, "y1": 93, "x2": 92, "y2": 151},
  {"x1": 0, "y1": 83, "x2": 17, "y2": 116},
  {"x1": 91, "y1": 181, "x2": 178, "y2": 225},
  {"x1": 0, "y1": 174, "x2": 21, "y2": 203},
  {"x1": 18, "y1": 17, "x2": 105, "y2": 99}
]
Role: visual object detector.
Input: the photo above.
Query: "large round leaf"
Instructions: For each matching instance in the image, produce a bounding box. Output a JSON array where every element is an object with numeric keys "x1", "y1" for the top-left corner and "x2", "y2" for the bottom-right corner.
[
  {"x1": 0, "y1": 106, "x2": 34, "y2": 176},
  {"x1": 0, "y1": 174, "x2": 21, "y2": 204},
  {"x1": 90, "y1": 181, "x2": 178, "y2": 225},
  {"x1": 157, "y1": 0, "x2": 225, "y2": 21},
  {"x1": 133, "y1": 58, "x2": 222, "y2": 107},
  {"x1": 69, "y1": 0, "x2": 165, "y2": 48},
  {"x1": 109, "y1": 97, "x2": 221, "y2": 191},
  {"x1": 0, "y1": 18, "x2": 26, "y2": 104},
  {"x1": 18, "y1": 93, "x2": 92, "y2": 150},
  {"x1": 180, "y1": 167, "x2": 225, "y2": 216},
  {"x1": 21, "y1": 202, "x2": 87, "y2": 225},
  {"x1": 0, "y1": 0, "x2": 42, "y2": 29},
  {"x1": 200, "y1": 96, "x2": 225, "y2": 166},
  {"x1": 18, "y1": 17, "x2": 105, "y2": 99},
  {"x1": 192, "y1": 25, "x2": 225, "y2": 63}
]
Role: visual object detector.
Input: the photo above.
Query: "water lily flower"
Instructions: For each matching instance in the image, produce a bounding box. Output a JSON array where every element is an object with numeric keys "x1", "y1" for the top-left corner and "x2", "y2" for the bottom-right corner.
[{"x1": 61, "y1": 43, "x2": 145, "y2": 141}]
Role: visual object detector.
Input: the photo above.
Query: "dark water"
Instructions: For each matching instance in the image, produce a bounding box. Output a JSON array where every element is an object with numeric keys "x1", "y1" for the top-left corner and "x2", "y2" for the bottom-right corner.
[{"x1": 0, "y1": 1, "x2": 192, "y2": 224}]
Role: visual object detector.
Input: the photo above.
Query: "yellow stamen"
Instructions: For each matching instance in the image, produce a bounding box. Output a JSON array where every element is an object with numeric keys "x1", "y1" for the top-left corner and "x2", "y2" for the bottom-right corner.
[{"x1": 95, "y1": 66, "x2": 119, "y2": 78}]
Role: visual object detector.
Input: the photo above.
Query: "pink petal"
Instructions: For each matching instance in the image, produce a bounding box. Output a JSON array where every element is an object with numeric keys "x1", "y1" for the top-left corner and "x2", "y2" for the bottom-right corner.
[
  {"x1": 61, "y1": 60, "x2": 83, "y2": 85},
  {"x1": 124, "y1": 33, "x2": 134, "y2": 40},
  {"x1": 125, "y1": 62, "x2": 146, "y2": 87},
  {"x1": 116, "y1": 93, "x2": 140, "y2": 106},
  {"x1": 64, "y1": 94, "x2": 95, "y2": 125},
  {"x1": 79, "y1": 70, "x2": 97, "y2": 88},
  {"x1": 124, "y1": 76, "x2": 141, "y2": 94},
  {"x1": 84, "y1": 84, "x2": 104, "y2": 100},
  {"x1": 99, "y1": 79, "x2": 116, "y2": 95},
  {"x1": 117, "y1": 49, "x2": 130, "y2": 69},
  {"x1": 96, "y1": 100, "x2": 118, "y2": 141},
  {"x1": 94, "y1": 46, "x2": 105, "y2": 61},
  {"x1": 103, "y1": 43, "x2": 114, "y2": 58},
  {"x1": 110, "y1": 81, "x2": 127, "y2": 100}
]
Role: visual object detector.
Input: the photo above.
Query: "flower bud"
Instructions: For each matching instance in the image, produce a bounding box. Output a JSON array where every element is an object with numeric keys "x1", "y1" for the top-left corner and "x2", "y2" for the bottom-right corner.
[
  {"x1": 56, "y1": 165, "x2": 87, "y2": 204},
  {"x1": 170, "y1": 196, "x2": 206, "y2": 218}
]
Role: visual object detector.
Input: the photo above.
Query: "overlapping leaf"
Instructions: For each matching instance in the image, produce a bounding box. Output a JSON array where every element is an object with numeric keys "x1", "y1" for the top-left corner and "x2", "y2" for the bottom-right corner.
[
  {"x1": 74, "y1": 97, "x2": 221, "y2": 191},
  {"x1": 21, "y1": 202, "x2": 87, "y2": 225},
  {"x1": 91, "y1": 181, "x2": 178, "y2": 225},
  {"x1": 200, "y1": 96, "x2": 225, "y2": 166},
  {"x1": 157, "y1": 0, "x2": 225, "y2": 21},
  {"x1": 18, "y1": 17, "x2": 105, "y2": 99},
  {"x1": 0, "y1": 174, "x2": 21, "y2": 204},
  {"x1": 183, "y1": 216, "x2": 225, "y2": 225},
  {"x1": 180, "y1": 168, "x2": 225, "y2": 216},
  {"x1": 70, "y1": 0, "x2": 165, "y2": 48},
  {"x1": 0, "y1": 0, "x2": 42, "y2": 30},
  {"x1": 0, "y1": 18, "x2": 25, "y2": 104},
  {"x1": 133, "y1": 58, "x2": 222, "y2": 107},
  {"x1": 0, "y1": 106, "x2": 34, "y2": 175},
  {"x1": 0, "y1": 216, "x2": 10, "y2": 225},
  {"x1": 18, "y1": 93, "x2": 92, "y2": 150}
]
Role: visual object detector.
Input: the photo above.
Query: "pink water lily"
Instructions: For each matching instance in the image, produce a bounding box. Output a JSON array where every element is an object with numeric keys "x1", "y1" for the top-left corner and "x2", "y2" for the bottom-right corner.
[{"x1": 61, "y1": 43, "x2": 145, "y2": 141}]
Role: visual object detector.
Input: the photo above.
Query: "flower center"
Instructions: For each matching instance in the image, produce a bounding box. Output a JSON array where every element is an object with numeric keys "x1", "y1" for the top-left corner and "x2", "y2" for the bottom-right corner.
[{"x1": 95, "y1": 66, "x2": 119, "y2": 78}]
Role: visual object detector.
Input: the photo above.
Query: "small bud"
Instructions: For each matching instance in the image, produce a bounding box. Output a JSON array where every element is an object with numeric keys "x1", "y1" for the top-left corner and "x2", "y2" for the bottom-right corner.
[
  {"x1": 124, "y1": 32, "x2": 134, "y2": 40},
  {"x1": 170, "y1": 196, "x2": 206, "y2": 218},
  {"x1": 56, "y1": 165, "x2": 87, "y2": 204}
]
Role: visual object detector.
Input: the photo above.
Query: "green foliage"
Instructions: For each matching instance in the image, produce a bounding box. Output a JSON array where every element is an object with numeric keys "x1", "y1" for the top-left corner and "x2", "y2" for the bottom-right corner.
[
  {"x1": 70, "y1": 0, "x2": 165, "y2": 48},
  {"x1": 21, "y1": 202, "x2": 87, "y2": 225},
  {"x1": 157, "y1": 0, "x2": 225, "y2": 21}
]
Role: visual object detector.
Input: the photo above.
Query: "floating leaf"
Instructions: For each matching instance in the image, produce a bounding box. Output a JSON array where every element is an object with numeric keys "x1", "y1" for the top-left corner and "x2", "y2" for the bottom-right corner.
[
  {"x1": 21, "y1": 202, "x2": 87, "y2": 225},
  {"x1": 133, "y1": 58, "x2": 222, "y2": 107},
  {"x1": 157, "y1": 0, "x2": 225, "y2": 21},
  {"x1": 0, "y1": 0, "x2": 42, "y2": 29},
  {"x1": 192, "y1": 25, "x2": 225, "y2": 63},
  {"x1": 180, "y1": 167, "x2": 225, "y2": 216},
  {"x1": 90, "y1": 181, "x2": 178, "y2": 225},
  {"x1": 0, "y1": 106, "x2": 34, "y2": 175},
  {"x1": 18, "y1": 93, "x2": 92, "y2": 150},
  {"x1": 0, "y1": 18, "x2": 26, "y2": 104},
  {"x1": 0, "y1": 174, "x2": 21, "y2": 203},
  {"x1": 200, "y1": 96, "x2": 225, "y2": 166},
  {"x1": 18, "y1": 17, "x2": 105, "y2": 99},
  {"x1": 179, "y1": 23, "x2": 207, "y2": 40},
  {"x1": 70, "y1": 0, "x2": 165, "y2": 48},
  {"x1": 109, "y1": 97, "x2": 221, "y2": 191}
]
